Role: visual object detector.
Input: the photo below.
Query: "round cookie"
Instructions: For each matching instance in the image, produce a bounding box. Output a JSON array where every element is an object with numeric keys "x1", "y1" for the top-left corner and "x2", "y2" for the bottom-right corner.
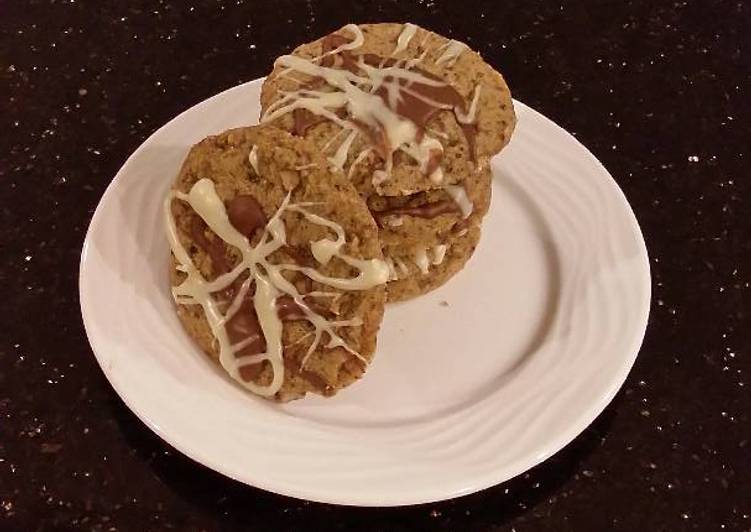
[
  {"x1": 165, "y1": 126, "x2": 388, "y2": 401},
  {"x1": 259, "y1": 22, "x2": 514, "y2": 300}
]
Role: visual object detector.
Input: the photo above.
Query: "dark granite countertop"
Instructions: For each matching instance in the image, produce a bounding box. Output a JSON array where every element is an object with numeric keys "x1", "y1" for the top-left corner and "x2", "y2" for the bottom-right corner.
[{"x1": 2, "y1": 1, "x2": 749, "y2": 530}]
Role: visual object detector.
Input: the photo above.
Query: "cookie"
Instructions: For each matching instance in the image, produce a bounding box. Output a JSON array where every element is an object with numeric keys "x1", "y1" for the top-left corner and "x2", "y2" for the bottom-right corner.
[
  {"x1": 165, "y1": 126, "x2": 388, "y2": 401},
  {"x1": 259, "y1": 22, "x2": 514, "y2": 300}
]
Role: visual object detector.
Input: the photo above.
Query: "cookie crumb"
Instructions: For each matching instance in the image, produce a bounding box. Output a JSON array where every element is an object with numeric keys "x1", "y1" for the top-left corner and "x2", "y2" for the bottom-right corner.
[{"x1": 439, "y1": 300, "x2": 449, "y2": 307}]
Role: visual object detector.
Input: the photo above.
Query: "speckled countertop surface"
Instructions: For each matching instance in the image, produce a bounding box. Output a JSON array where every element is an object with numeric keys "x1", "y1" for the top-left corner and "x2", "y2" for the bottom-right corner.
[{"x1": 1, "y1": 1, "x2": 749, "y2": 530}]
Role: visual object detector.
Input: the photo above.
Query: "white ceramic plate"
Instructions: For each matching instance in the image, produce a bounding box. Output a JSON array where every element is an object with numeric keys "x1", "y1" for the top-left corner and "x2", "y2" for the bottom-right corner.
[{"x1": 79, "y1": 78, "x2": 650, "y2": 506}]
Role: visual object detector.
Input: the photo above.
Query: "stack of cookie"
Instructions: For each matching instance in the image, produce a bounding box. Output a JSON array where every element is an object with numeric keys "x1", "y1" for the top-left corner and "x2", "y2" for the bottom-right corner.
[
  {"x1": 166, "y1": 23, "x2": 516, "y2": 401},
  {"x1": 261, "y1": 23, "x2": 516, "y2": 300}
]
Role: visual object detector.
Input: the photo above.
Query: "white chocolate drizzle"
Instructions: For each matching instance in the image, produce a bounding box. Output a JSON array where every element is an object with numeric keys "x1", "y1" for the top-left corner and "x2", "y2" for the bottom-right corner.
[
  {"x1": 445, "y1": 184, "x2": 473, "y2": 218},
  {"x1": 321, "y1": 127, "x2": 350, "y2": 153},
  {"x1": 414, "y1": 248, "x2": 430, "y2": 274},
  {"x1": 404, "y1": 47, "x2": 429, "y2": 69},
  {"x1": 166, "y1": 176, "x2": 388, "y2": 397},
  {"x1": 347, "y1": 147, "x2": 372, "y2": 180},
  {"x1": 317, "y1": 23, "x2": 364, "y2": 59},
  {"x1": 431, "y1": 244, "x2": 447, "y2": 265},
  {"x1": 393, "y1": 23, "x2": 418, "y2": 55},
  {"x1": 435, "y1": 39, "x2": 469, "y2": 67},
  {"x1": 248, "y1": 145, "x2": 259, "y2": 174},
  {"x1": 328, "y1": 129, "x2": 358, "y2": 171},
  {"x1": 455, "y1": 85, "x2": 482, "y2": 124},
  {"x1": 278, "y1": 24, "x2": 365, "y2": 80},
  {"x1": 411, "y1": 243, "x2": 448, "y2": 276}
]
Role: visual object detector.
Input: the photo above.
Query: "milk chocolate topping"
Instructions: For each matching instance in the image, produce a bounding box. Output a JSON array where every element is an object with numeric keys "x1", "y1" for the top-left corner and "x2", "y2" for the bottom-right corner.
[
  {"x1": 275, "y1": 295, "x2": 307, "y2": 320},
  {"x1": 189, "y1": 216, "x2": 229, "y2": 276},
  {"x1": 226, "y1": 295, "x2": 266, "y2": 382},
  {"x1": 308, "y1": 34, "x2": 478, "y2": 163},
  {"x1": 226, "y1": 194, "x2": 267, "y2": 240},
  {"x1": 374, "y1": 199, "x2": 460, "y2": 225}
]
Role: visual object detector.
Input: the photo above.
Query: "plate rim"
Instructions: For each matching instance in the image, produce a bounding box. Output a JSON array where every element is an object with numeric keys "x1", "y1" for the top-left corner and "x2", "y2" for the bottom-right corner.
[{"x1": 79, "y1": 78, "x2": 651, "y2": 506}]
